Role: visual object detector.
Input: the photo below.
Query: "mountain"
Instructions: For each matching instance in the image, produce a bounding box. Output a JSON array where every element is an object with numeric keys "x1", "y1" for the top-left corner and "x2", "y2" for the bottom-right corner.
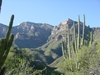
[
  {"x1": 0, "y1": 22, "x2": 53, "y2": 48},
  {"x1": 0, "y1": 19, "x2": 100, "y2": 65},
  {"x1": 0, "y1": 23, "x2": 8, "y2": 37},
  {"x1": 0, "y1": 19, "x2": 99, "y2": 48}
]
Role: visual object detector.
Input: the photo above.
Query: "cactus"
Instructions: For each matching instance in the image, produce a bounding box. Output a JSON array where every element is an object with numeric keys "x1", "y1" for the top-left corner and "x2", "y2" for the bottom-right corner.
[
  {"x1": 62, "y1": 27, "x2": 69, "y2": 60},
  {"x1": 0, "y1": 15, "x2": 14, "y2": 72},
  {"x1": 73, "y1": 22, "x2": 77, "y2": 52},
  {"x1": 87, "y1": 25, "x2": 90, "y2": 46},
  {"x1": 91, "y1": 31, "x2": 93, "y2": 44},
  {"x1": 62, "y1": 41, "x2": 66, "y2": 60},
  {"x1": 62, "y1": 25, "x2": 71, "y2": 59},
  {"x1": 62, "y1": 14, "x2": 94, "y2": 61},
  {"x1": 89, "y1": 31, "x2": 93, "y2": 46},
  {"x1": 77, "y1": 15, "x2": 80, "y2": 49},
  {"x1": 67, "y1": 25, "x2": 71, "y2": 58},
  {"x1": 62, "y1": 41, "x2": 68, "y2": 60},
  {"x1": 81, "y1": 14, "x2": 85, "y2": 46}
]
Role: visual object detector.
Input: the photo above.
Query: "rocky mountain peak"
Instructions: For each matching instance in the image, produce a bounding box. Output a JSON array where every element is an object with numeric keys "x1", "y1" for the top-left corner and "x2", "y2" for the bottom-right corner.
[
  {"x1": 60, "y1": 18, "x2": 73, "y2": 25},
  {"x1": 51, "y1": 18, "x2": 74, "y2": 35}
]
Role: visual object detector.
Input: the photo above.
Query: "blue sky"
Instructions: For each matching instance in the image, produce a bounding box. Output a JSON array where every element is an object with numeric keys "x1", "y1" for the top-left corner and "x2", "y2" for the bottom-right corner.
[{"x1": 0, "y1": 0, "x2": 100, "y2": 27}]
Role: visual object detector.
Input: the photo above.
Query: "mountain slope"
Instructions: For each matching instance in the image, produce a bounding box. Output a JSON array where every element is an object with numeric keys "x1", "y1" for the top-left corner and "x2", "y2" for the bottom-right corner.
[{"x1": 0, "y1": 22, "x2": 53, "y2": 48}]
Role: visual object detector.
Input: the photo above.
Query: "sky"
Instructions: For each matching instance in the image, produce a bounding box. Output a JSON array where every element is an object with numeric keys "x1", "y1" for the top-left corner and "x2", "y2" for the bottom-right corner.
[{"x1": 0, "y1": 0, "x2": 100, "y2": 27}]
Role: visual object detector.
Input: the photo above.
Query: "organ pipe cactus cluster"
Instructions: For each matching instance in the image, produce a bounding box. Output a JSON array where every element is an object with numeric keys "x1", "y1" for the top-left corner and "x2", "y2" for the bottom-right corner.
[
  {"x1": 62, "y1": 14, "x2": 93, "y2": 60},
  {"x1": 62, "y1": 26, "x2": 69, "y2": 60},
  {"x1": 62, "y1": 24, "x2": 72, "y2": 59},
  {"x1": 0, "y1": 15, "x2": 14, "y2": 73}
]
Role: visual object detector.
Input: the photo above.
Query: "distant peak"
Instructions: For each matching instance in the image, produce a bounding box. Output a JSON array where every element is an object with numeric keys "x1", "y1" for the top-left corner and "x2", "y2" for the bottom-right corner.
[{"x1": 60, "y1": 18, "x2": 73, "y2": 25}]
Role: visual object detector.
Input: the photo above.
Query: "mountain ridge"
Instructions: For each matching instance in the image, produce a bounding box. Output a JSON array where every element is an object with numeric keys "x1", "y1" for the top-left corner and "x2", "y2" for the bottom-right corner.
[{"x1": 0, "y1": 18, "x2": 100, "y2": 48}]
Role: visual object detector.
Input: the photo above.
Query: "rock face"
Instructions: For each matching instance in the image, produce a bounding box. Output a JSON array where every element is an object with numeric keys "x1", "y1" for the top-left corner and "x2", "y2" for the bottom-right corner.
[
  {"x1": 60, "y1": 18, "x2": 73, "y2": 25},
  {"x1": 56, "y1": 35, "x2": 62, "y2": 41},
  {"x1": 51, "y1": 18, "x2": 74, "y2": 35},
  {"x1": 89, "y1": 66, "x2": 100, "y2": 75},
  {"x1": 0, "y1": 23, "x2": 8, "y2": 37},
  {"x1": 13, "y1": 22, "x2": 53, "y2": 48}
]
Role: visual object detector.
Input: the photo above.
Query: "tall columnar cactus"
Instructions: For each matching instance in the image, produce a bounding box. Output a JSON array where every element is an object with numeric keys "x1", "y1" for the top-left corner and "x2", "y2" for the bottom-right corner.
[
  {"x1": 67, "y1": 25, "x2": 71, "y2": 58},
  {"x1": 73, "y1": 22, "x2": 77, "y2": 52},
  {"x1": 62, "y1": 24, "x2": 71, "y2": 60},
  {"x1": 89, "y1": 31, "x2": 93, "y2": 46},
  {"x1": 91, "y1": 31, "x2": 93, "y2": 44},
  {"x1": 87, "y1": 25, "x2": 90, "y2": 46},
  {"x1": 62, "y1": 41, "x2": 68, "y2": 60},
  {"x1": 77, "y1": 15, "x2": 80, "y2": 49},
  {"x1": 0, "y1": 15, "x2": 14, "y2": 72},
  {"x1": 81, "y1": 14, "x2": 85, "y2": 46}
]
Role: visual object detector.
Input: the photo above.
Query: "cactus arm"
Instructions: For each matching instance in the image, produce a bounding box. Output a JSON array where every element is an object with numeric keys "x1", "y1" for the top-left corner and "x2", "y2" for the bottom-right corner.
[
  {"x1": 89, "y1": 31, "x2": 93, "y2": 46},
  {"x1": 73, "y1": 22, "x2": 77, "y2": 52},
  {"x1": 77, "y1": 15, "x2": 80, "y2": 49},
  {"x1": 67, "y1": 25, "x2": 71, "y2": 58},
  {"x1": 91, "y1": 31, "x2": 93, "y2": 44},
  {"x1": 87, "y1": 25, "x2": 90, "y2": 46},
  {"x1": 81, "y1": 14, "x2": 85, "y2": 46},
  {"x1": 6, "y1": 34, "x2": 14, "y2": 53},
  {"x1": 0, "y1": 39, "x2": 6, "y2": 60},
  {"x1": 62, "y1": 41, "x2": 66, "y2": 60},
  {"x1": 5, "y1": 15, "x2": 14, "y2": 40}
]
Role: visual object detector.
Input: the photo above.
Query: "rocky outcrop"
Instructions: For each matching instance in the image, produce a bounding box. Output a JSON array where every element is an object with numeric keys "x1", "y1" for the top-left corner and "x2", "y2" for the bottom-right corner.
[
  {"x1": 89, "y1": 66, "x2": 100, "y2": 75},
  {"x1": 56, "y1": 35, "x2": 63, "y2": 41},
  {"x1": 51, "y1": 18, "x2": 74, "y2": 35}
]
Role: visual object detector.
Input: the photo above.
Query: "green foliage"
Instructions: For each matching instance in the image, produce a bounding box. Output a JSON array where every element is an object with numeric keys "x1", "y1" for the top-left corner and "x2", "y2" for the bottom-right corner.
[
  {"x1": 4, "y1": 47, "x2": 62, "y2": 75},
  {"x1": 4, "y1": 47, "x2": 42, "y2": 75},
  {"x1": 60, "y1": 40, "x2": 100, "y2": 75}
]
